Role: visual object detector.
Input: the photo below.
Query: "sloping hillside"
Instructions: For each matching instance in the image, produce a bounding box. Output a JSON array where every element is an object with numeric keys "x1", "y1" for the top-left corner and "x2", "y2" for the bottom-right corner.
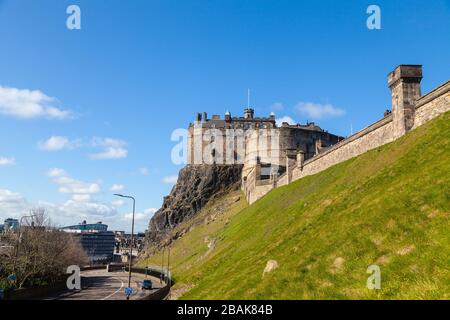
[{"x1": 140, "y1": 111, "x2": 450, "y2": 299}]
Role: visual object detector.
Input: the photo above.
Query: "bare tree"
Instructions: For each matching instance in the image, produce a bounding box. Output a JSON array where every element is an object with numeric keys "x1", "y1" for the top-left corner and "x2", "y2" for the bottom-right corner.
[{"x1": 0, "y1": 208, "x2": 88, "y2": 289}]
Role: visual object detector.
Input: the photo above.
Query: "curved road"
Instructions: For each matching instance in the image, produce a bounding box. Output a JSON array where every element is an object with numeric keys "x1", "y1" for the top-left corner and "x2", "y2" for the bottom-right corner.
[{"x1": 46, "y1": 269, "x2": 164, "y2": 300}]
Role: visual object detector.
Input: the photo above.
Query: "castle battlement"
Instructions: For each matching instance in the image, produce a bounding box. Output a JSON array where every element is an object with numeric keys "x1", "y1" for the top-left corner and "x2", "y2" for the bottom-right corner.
[
  {"x1": 190, "y1": 108, "x2": 330, "y2": 133},
  {"x1": 190, "y1": 108, "x2": 276, "y2": 129},
  {"x1": 187, "y1": 107, "x2": 343, "y2": 173}
]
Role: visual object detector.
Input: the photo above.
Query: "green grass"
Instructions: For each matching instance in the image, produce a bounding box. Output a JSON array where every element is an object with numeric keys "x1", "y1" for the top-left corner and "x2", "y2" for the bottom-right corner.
[{"x1": 140, "y1": 111, "x2": 450, "y2": 299}]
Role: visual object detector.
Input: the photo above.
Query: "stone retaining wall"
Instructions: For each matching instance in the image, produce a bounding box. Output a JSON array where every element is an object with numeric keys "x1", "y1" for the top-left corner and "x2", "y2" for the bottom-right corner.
[
  {"x1": 413, "y1": 81, "x2": 450, "y2": 129},
  {"x1": 292, "y1": 115, "x2": 394, "y2": 180}
]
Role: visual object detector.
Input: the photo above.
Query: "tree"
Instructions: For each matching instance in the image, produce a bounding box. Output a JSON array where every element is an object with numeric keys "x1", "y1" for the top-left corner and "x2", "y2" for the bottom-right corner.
[{"x1": 0, "y1": 208, "x2": 88, "y2": 289}]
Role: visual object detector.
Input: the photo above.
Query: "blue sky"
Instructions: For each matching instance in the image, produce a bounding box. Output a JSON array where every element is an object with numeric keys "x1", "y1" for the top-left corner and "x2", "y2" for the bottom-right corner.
[{"x1": 0, "y1": 0, "x2": 449, "y2": 232}]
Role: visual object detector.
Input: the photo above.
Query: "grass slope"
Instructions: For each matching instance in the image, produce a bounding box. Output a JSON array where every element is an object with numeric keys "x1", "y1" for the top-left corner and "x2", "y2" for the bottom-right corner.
[{"x1": 141, "y1": 112, "x2": 450, "y2": 299}]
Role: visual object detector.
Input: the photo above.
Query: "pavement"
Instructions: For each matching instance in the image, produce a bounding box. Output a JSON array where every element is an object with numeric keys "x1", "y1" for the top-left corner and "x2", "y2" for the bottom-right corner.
[{"x1": 45, "y1": 269, "x2": 164, "y2": 300}]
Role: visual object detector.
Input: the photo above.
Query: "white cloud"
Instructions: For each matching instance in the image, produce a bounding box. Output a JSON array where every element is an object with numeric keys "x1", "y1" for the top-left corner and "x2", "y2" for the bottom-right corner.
[
  {"x1": 0, "y1": 86, "x2": 73, "y2": 119},
  {"x1": 37, "y1": 136, "x2": 128, "y2": 160},
  {"x1": 48, "y1": 168, "x2": 101, "y2": 197},
  {"x1": 162, "y1": 175, "x2": 178, "y2": 184},
  {"x1": 110, "y1": 184, "x2": 125, "y2": 192},
  {"x1": 112, "y1": 199, "x2": 125, "y2": 207},
  {"x1": 38, "y1": 136, "x2": 69, "y2": 151},
  {"x1": 139, "y1": 167, "x2": 149, "y2": 176},
  {"x1": 276, "y1": 115, "x2": 297, "y2": 126},
  {"x1": 89, "y1": 137, "x2": 128, "y2": 160},
  {"x1": 91, "y1": 137, "x2": 126, "y2": 148},
  {"x1": 58, "y1": 200, "x2": 117, "y2": 219},
  {"x1": 0, "y1": 188, "x2": 29, "y2": 215},
  {"x1": 0, "y1": 157, "x2": 15, "y2": 166},
  {"x1": 90, "y1": 147, "x2": 128, "y2": 160},
  {"x1": 124, "y1": 208, "x2": 157, "y2": 221},
  {"x1": 0, "y1": 187, "x2": 118, "y2": 228},
  {"x1": 295, "y1": 102, "x2": 345, "y2": 120},
  {"x1": 48, "y1": 168, "x2": 66, "y2": 178},
  {"x1": 71, "y1": 194, "x2": 92, "y2": 202},
  {"x1": 45, "y1": 169, "x2": 117, "y2": 222},
  {"x1": 124, "y1": 212, "x2": 146, "y2": 221},
  {"x1": 38, "y1": 136, "x2": 81, "y2": 151}
]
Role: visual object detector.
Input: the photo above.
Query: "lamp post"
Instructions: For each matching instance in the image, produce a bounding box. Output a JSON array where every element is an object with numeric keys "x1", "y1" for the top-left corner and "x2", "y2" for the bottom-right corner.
[{"x1": 114, "y1": 193, "x2": 135, "y2": 300}]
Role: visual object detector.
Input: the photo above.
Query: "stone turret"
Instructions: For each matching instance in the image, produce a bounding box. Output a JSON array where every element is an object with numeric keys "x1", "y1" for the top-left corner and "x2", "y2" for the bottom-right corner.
[
  {"x1": 244, "y1": 108, "x2": 254, "y2": 119},
  {"x1": 388, "y1": 65, "x2": 423, "y2": 137},
  {"x1": 225, "y1": 111, "x2": 231, "y2": 121}
]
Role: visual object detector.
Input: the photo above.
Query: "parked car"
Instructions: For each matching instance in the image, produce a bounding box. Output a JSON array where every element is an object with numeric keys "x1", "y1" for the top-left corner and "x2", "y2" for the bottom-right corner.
[{"x1": 142, "y1": 279, "x2": 152, "y2": 290}]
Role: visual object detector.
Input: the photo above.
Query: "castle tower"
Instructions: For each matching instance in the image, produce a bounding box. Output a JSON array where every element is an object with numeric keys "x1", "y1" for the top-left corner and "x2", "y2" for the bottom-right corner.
[
  {"x1": 388, "y1": 65, "x2": 422, "y2": 137},
  {"x1": 225, "y1": 110, "x2": 231, "y2": 121},
  {"x1": 244, "y1": 108, "x2": 254, "y2": 119}
]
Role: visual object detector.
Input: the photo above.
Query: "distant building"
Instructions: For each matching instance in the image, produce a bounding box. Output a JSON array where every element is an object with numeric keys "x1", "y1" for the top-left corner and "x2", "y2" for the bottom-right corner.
[
  {"x1": 61, "y1": 221, "x2": 115, "y2": 264},
  {"x1": 61, "y1": 220, "x2": 108, "y2": 232},
  {"x1": 3, "y1": 218, "x2": 19, "y2": 231},
  {"x1": 114, "y1": 230, "x2": 125, "y2": 237},
  {"x1": 115, "y1": 231, "x2": 146, "y2": 255},
  {"x1": 77, "y1": 232, "x2": 115, "y2": 264}
]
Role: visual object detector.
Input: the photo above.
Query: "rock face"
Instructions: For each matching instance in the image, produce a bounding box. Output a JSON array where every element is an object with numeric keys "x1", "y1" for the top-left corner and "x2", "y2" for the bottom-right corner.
[{"x1": 146, "y1": 164, "x2": 243, "y2": 249}]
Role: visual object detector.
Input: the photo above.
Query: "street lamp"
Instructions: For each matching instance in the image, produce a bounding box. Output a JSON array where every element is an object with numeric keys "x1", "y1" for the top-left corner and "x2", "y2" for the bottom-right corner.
[{"x1": 114, "y1": 193, "x2": 135, "y2": 300}]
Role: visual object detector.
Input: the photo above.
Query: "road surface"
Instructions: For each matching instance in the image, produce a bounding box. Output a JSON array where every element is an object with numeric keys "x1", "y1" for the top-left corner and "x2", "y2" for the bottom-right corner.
[{"x1": 45, "y1": 269, "x2": 164, "y2": 300}]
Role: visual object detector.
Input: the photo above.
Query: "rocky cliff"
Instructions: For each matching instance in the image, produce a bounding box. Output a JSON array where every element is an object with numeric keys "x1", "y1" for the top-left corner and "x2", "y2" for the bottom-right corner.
[{"x1": 145, "y1": 164, "x2": 243, "y2": 250}]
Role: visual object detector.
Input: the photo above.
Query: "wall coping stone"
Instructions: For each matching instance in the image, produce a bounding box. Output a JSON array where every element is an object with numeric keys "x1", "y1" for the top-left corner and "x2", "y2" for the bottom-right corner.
[
  {"x1": 303, "y1": 114, "x2": 393, "y2": 166},
  {"x1": 415, "y1": 80, "x2": 450, "y2": 109}
]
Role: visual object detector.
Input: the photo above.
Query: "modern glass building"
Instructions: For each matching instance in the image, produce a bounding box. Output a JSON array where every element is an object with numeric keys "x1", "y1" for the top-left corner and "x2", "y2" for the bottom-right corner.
[
  {"x1": 61, "y1": 221, "x2": 115, "y2": 264},
  {"x1": 77, "y1": 231, "x2": 115, "y2": 263}
]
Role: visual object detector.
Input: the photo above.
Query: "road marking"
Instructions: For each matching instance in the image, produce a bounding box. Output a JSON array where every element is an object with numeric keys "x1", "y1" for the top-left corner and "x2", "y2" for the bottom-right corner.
[{"x1": 101, "y1": 277, "x2": 124, "y2": 300}]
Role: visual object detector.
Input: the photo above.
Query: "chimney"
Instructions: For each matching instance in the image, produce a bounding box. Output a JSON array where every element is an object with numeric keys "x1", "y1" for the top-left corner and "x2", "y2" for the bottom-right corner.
[
  {"x1": 202, "y1": 112, "x2": 208, "y2": 122},
  {"x1": 388, "y1": 65, "x2": 422, "y2": 137}
]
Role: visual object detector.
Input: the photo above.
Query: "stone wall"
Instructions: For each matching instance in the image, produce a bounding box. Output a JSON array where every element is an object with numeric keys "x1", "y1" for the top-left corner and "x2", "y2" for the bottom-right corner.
[
  {"x1": 247, "y1": 182, "x2": 273, "y2": 204},
  {"x1": 292, "y1": 115, "x2": 394, "y2": 180},
  {"x1": 413, "y1": 81, "x2": 450, "y2": 129},
  {"x1": 244, "y1": 76, "x2": 450, "y2": 205},
  {"x1": 277, "y1": 172, "x2": 288, "y2": 187},
  {"x1": 244, "y1": 115, "x2": 395, "y2": 204}
]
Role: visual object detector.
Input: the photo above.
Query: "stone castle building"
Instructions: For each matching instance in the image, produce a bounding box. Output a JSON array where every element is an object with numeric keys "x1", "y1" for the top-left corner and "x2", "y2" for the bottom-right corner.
[
  {"x1": 187, "y1": 108, "x2": 344, "y2": 180},
  {"x1": 185, "y1": 64, "x2": 450, "y2": 204},
  {"x1": 147, "y1": 64, "x2": 449, "y2": 245}
]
